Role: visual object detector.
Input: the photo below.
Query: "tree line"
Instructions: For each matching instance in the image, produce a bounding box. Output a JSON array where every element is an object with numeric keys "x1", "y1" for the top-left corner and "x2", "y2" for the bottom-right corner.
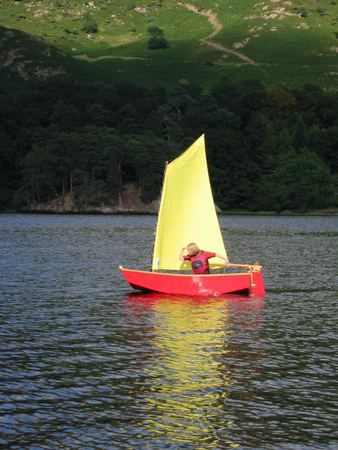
[{"x1": 0, "y1": 76, "x2": 337, "y2": 212}]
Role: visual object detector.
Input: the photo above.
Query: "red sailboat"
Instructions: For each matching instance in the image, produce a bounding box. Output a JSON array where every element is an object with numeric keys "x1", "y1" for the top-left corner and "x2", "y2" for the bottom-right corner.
[{"x1": 120, "y1": 135, "x2": 265, "y2": 296}]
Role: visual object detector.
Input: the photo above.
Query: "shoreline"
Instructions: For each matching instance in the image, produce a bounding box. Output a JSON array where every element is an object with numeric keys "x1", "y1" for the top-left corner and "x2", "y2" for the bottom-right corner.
[{"x1": 1, "y1": 209, "x2": 337, "y2": 217}]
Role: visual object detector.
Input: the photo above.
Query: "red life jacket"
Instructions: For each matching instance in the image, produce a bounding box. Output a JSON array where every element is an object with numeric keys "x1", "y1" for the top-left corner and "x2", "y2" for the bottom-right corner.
[{"x1": 185, "y1": 251, "x2": 216, "y2": 274}]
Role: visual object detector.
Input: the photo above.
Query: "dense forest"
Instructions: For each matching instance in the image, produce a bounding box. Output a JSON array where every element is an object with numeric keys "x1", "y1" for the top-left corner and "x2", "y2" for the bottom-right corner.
[{"x1": 0, "y1": 76, "x2": 337, "y2": 213}]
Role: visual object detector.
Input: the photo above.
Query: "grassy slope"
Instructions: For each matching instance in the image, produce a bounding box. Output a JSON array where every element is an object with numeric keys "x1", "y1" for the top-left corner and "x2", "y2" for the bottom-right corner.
[{"x1": 0, "y1": 0, "x2": 337, "y2": 89}]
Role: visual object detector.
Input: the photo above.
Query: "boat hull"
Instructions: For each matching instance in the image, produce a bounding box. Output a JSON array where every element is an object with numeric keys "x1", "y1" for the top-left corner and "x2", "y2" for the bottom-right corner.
[{"x1": 119, "y1": 267, "x2": 265, "y2": 296}]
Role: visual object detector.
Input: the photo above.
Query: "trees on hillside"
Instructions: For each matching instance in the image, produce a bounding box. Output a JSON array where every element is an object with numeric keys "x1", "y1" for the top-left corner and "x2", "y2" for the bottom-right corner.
[
  {"x1": 0, "y1": 77, "x2": 337, "y2": 212},
  {"x1": 257, "y1": 149, "x2": 333, "y2": 211}
]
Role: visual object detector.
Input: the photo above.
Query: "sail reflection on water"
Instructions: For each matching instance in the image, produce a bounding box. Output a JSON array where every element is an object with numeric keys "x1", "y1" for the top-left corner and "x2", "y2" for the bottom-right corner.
[{"x1": 125, "y1": 295, "x2": 263, "y2": 448}]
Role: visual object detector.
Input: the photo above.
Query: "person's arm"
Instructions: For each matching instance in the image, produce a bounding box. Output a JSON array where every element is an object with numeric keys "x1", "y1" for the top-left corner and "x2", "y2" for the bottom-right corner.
[
  {"x1": 179, "y1": 247, "x2": 186, "y2": 261},
  {"x1": 215, "y1": 252, "x2": 229, "y2": 264}
]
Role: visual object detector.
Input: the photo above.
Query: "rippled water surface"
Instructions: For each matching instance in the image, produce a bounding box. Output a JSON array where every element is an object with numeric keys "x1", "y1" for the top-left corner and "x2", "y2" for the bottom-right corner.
[{"x1": 0, "y1": 214, "x2": 337, "y2": 449}]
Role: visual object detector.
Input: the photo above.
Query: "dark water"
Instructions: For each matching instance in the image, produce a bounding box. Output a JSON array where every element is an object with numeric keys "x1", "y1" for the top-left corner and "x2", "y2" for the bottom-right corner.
[{"x1": 0, "y1": 214, "x2": 337, "y2": 449}]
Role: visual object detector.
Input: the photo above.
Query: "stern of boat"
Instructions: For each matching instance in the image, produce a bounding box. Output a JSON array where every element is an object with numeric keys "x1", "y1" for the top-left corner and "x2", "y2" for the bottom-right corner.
[{"x1": 249, "y1": 266, "x2": 265, "y2": 296}]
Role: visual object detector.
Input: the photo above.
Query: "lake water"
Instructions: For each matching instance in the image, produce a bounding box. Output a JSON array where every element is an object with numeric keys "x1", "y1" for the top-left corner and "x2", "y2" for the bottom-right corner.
[{"x1": 0, "y1": 214, "x2": 337, "y2": 449}]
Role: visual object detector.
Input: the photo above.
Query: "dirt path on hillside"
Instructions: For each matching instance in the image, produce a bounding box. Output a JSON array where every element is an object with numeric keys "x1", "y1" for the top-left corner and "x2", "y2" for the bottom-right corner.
[
  {"x1": 74, "y1": 54, "x2": 147, "y2": 62},
  {"x1": 179, "y1": 2, "x2": 256, "y2": 65}
]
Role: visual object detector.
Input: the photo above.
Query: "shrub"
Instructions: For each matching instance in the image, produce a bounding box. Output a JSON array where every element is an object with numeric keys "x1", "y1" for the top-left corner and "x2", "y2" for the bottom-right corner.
[
  {"x1": 81, "y1": 13, "x2": 98, "y2": 34},
  {"x1": 147, "y1": 26, "x2": 169, "y2": 49},
  {"x1": 299, "y1": 7, "x2": 309, "y2": 18},
  {"x1": 316, "y1": 6, "x2": 326, "y2": 15}
]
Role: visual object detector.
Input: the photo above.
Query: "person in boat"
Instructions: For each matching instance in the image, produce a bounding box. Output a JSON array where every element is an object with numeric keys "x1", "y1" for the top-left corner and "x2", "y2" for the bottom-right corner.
[{"x1": 179, "y1": 242, "x2": 228, "y2": 274}]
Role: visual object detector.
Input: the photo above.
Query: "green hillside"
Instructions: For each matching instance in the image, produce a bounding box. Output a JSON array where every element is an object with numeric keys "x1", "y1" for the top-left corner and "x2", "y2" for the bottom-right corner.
[{"x1": 1, "y1": 0, "x2": 337, "y2": 89}]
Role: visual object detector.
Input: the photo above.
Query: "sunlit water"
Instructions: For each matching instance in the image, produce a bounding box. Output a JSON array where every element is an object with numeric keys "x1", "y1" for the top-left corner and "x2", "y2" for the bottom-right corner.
[{"x1": 0, "y1": 214, "x2": 337, "y2": 449}]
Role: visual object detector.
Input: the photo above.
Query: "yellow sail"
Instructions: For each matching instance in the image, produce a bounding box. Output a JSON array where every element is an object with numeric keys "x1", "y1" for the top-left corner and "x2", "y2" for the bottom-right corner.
[{"x1": 152, "y1": 134, "x2": 227, "y2": 271}]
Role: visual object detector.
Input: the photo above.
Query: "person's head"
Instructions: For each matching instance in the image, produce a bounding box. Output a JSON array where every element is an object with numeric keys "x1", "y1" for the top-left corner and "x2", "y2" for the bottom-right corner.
[{"x1": 187, "y1": 242, "x2": 200, "y2": 256}]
